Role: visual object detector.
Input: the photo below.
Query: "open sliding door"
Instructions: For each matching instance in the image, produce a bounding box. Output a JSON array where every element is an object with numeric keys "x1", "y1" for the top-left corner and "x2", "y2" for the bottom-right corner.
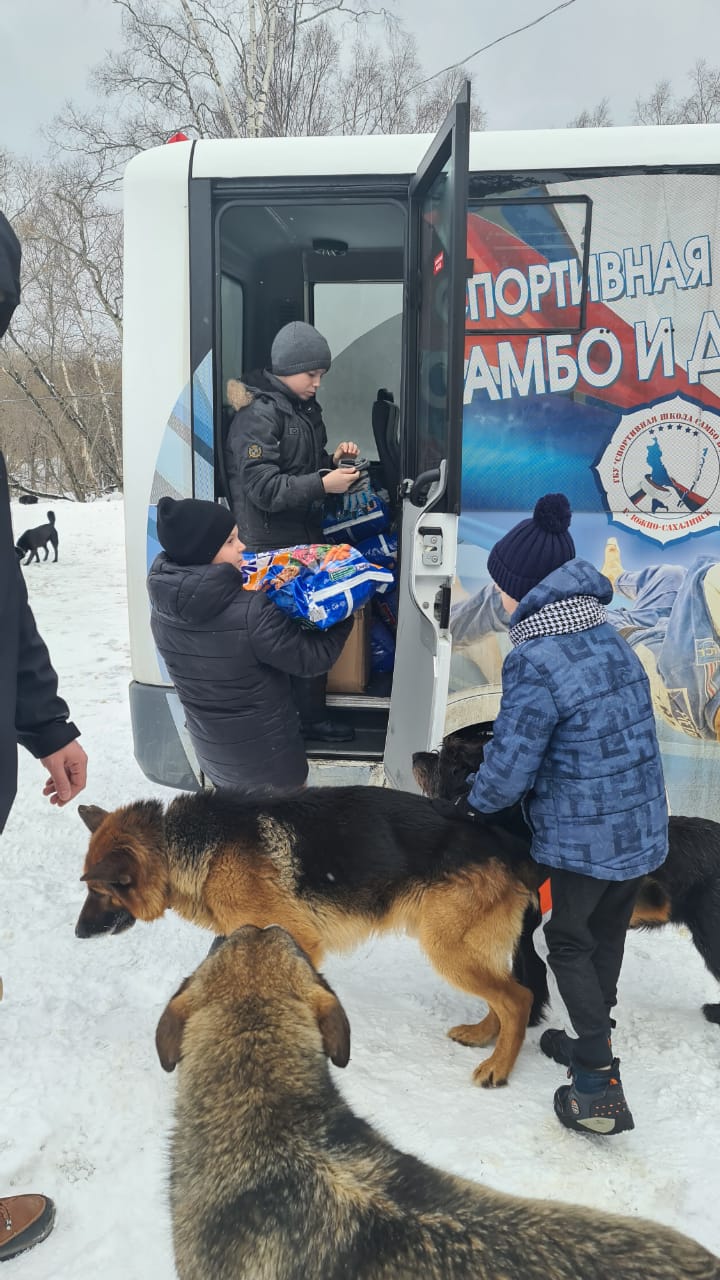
[{"x1": 383, "y1": 83, "x2": 470, "y2": 789}]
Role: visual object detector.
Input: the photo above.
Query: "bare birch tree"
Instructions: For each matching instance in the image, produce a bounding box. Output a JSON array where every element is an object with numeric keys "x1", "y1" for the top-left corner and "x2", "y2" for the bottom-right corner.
[{"x1": 54, "y1": 0, "x2": 485, "y2": 186}]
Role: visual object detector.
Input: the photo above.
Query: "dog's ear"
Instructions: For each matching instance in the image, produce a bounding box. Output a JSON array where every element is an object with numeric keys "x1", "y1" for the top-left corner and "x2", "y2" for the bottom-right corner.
[
  {"x1": 78, "y1": 804, "x2": 109, "y2": 833},
  {"x1": 313, "y1": 983, "x2": 351, "y2": 1068},
  {"x1": 155, "y1": 978, "x2": 193, "y2": 1072},
  {"x1": 80, "y1": 848, "x2": 135, "y2": 888},
  {"x1": 412, "y1": 751, "x2": 439, "y2": 797}
]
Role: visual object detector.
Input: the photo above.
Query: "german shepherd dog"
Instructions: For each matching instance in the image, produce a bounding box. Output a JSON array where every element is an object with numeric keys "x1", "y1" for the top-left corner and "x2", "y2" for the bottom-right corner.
[
  {"x1": 15, "y1": 510, "x2": 58, "y2": 564},
  {"x1": 156, "y1": 924, "x2": 719, "y2": 1280},
  {"x1": 413, "y1": 725, "x2": 720, "y2": 1026},
  {"x1": 77, "y1": 787, "x2": 541, "y2": 1087}
]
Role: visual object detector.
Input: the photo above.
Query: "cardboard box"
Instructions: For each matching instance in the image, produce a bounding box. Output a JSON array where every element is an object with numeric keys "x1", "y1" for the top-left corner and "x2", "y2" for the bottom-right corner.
[{"x1": 326, "y1": 605, "x2": 370, "y2": 695}]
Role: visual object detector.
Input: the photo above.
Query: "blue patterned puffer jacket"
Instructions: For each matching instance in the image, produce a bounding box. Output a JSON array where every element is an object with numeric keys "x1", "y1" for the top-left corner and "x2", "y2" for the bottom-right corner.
[{"x1": 467, "y1": 559, "x2": 668, "y2": 880}]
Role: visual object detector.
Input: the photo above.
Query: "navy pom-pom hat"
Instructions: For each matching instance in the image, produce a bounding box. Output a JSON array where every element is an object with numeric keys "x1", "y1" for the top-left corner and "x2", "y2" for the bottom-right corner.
[{"x1": 487, "y1": 494, "x2": 576, "y2": 603}]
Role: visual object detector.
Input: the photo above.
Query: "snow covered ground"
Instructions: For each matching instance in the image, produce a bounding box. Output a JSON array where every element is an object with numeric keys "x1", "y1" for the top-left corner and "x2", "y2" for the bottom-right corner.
[{"x1": 2, "y1": 497, "x2": 719, "y2": 1278}]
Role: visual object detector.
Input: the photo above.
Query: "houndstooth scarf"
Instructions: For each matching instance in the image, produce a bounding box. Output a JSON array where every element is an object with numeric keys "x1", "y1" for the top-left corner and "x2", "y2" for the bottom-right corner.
[{"x1": 509, "y1": 595, "x2": 607, "y2": 648}]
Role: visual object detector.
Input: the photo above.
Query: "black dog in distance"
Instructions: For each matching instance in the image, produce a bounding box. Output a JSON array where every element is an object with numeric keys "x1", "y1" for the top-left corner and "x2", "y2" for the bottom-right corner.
[{"x1": 15, "y1": 511, "x2": 58, "y2": 564}]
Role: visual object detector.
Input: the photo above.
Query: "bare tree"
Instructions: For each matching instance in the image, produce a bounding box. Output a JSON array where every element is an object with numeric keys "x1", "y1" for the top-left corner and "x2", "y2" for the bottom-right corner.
[
  {"x1": 634, "y1": 60, "x2": 720, "y2": 125},
  {"x1": 681, "y1": 58, "x2": 720, "y2": 122},
  {"x1": 568, "y1": 98, "x2": 612, "y2": 128},
  {"x1": 413, "y1": 68, "x2": 487, "y2": 133},
  {"x1": 54, "y1": 0, "x2": 485, "y2": 188},
  {"x1": 634, "y1": 78, "x2": 682, "y2": 126},
  {"x1": 0, "y1": 159, "x2": 122, "y2": 500}
]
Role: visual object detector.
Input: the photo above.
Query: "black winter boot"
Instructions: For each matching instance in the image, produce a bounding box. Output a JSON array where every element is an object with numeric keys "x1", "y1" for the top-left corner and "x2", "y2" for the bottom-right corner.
[
  {"x1": 301, "y1": 719, "x2": 355, "y2": 743},
  {"x1": 540, "y1": 1027, "x2": 575, "y2": 1067},
  {"x1": 554, "y1": 1058, "x2": 634, "y2": 1135}
]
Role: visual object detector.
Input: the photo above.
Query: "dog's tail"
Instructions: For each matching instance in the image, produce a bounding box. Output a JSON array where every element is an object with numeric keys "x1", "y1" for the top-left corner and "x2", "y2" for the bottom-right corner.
[
  {"x1": 513, "y1": 900, "x2": 550, "y2": 1027},
  {"x1": 47, "y1": 510, "x2": 56, "y2": 524}
]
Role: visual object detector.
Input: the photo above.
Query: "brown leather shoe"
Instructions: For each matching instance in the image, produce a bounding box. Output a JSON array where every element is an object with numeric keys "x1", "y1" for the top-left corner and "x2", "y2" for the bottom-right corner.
[{"x1": 0, "y1": 1195, "x2": 55, "y2": 1262}]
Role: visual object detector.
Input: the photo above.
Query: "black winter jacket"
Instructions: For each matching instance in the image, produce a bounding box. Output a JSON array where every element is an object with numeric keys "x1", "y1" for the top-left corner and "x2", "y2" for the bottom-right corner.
[
  {"x1": 0, "y1": 453, "x2": 80, "y2": 832},
  {"x1": 224, "y1": 370, "x2": 335, "y2": 551},
  {"x1": 1, "y1": 212, "x2": 79, "y2": 832},
  {"x1": 147, "y1": 554, "x2": 352, "y2": 791}
]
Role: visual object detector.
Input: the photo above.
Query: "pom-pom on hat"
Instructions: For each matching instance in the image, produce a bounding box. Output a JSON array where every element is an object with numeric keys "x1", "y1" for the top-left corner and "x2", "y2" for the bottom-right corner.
[
  {"x1": 156, "y1": 497, "x2": 235, "y2": 566},
  {"x1": 487, "y1": 493, "x2": 575, "y2": 603}
]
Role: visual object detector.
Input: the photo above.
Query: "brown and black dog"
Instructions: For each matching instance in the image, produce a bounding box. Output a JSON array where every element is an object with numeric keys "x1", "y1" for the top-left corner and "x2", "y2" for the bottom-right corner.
[
  {"x1": 413, "y1": 724, "x2": 720, "y2": 1026},
  {"x1": 76, "y1": 786, "x2": 539, "y2": 1087},
  {"x1": 156, "y1": 924, "x2": 719, "y2": 1280}
]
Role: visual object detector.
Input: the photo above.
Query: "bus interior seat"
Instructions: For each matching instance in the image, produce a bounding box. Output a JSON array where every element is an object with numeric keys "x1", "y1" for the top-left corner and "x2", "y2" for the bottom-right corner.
[
  {"x1": 371, "y1": 388, "x2": 401, "y2": 503},
  {"x1": 215, "y1": 400, "x2": 236, "y2": 501}
]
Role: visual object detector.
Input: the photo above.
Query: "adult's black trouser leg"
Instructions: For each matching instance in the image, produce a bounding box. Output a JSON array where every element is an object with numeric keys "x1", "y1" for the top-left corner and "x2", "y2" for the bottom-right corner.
[
  {"x1": 290, "y1": 673, "x2": 327, "y2": 729},
  {"x1": 544, "y1": 869, "x2": 643, "y2": 1068}
]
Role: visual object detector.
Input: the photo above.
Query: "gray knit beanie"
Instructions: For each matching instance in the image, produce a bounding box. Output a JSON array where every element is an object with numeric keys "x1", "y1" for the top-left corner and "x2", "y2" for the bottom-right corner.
[{"x1": 271, "y1": 322, "x2": 332, "y2": 376}]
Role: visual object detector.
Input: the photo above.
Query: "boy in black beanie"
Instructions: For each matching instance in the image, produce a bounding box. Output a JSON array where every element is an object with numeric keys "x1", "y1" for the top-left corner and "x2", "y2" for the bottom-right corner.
[
  {"x1": 147, "y1": 497, "x2": 352, "y2": 792},
  {"x1": 464, "y1": 494, "x2": 668, "y2": 1135}
]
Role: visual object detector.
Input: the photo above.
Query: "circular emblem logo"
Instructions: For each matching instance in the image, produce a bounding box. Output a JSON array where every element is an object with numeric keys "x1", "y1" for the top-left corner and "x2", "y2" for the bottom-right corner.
[{"x1": 595, "y1": 395, "x2": 720, "y2": 544}]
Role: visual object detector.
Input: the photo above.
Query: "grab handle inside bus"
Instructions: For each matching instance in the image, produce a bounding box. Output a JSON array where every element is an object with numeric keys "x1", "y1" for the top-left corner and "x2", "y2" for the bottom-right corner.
[{"x1": 408, "y1": 468, "x2": 441, "y2": 507}]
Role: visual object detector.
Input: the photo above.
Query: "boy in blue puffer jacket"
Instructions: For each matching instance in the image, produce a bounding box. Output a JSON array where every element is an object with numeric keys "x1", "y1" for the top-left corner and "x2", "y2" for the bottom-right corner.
[{"x1": 465, "y1": 494, "x2": 668, "y2": 1135}]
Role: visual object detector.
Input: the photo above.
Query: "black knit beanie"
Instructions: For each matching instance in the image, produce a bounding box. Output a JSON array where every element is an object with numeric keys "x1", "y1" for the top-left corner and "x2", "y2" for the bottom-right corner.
[
  {"x1": 156, "y1": 497, "x2": 235, "y2": 566},
  {"x1": 487, "y1": 494, "x2": 575, "y2": 602}
]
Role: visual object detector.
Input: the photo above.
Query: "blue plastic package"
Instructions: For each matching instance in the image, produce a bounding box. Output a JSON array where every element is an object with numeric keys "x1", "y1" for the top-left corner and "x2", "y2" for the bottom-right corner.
[
  {"x1": 354, "y1": 531, "x2": 397, "y2": 570},
  {"x1": 243, "y1": 543, "x2": 393, "y2": 630},
  {"x1": 370, "y1": 618, "x2": 396, "y2": 673},
  {"x1": 322, "y1": 489, "x2": 390, "y2": 545}
]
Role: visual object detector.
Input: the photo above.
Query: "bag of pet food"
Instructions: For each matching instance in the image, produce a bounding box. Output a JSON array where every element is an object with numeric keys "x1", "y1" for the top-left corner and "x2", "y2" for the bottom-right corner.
[
  {"x1": 242, "y1": 545, "x2": 319, "y2": 593},
  {"x1": 372, "y1": 586, "x2": 399, "y2": 632},
  {"x1": 354, "y1": 531, "x2": 397, "y2": 572},
  {"x1": 243, "y1": 543, "x2": 394, "y2": 630},
  {"x1": 322, "y1": 488, "x2": 390, "y2": 545},
  {"x1": 370, "y1": 618, "x2": 396, "y2": 673}
]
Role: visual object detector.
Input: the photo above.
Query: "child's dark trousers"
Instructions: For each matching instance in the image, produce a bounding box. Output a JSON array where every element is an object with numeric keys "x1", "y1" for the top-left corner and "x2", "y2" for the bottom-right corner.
[{"x1": 544, "y1": 868, "x2": 643, "y2": 1067}]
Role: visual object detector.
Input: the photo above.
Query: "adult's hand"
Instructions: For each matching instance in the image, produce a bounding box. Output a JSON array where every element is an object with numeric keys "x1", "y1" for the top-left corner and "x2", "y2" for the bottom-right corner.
[
  {"x1": 332, "y1": 441, "x2": 360, "y2": 464},
  {"x1": 323, "y1": 467, "x2": 360, "y2": 495},
  {"x1": 40, "y1": 740, "x2": 88, "y2": 806}
]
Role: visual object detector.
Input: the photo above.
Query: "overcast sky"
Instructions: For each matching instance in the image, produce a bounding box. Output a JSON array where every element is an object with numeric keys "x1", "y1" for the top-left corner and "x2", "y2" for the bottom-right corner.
[{"x1": 1, "y1": 0, "x2": 719, "y2": 157}]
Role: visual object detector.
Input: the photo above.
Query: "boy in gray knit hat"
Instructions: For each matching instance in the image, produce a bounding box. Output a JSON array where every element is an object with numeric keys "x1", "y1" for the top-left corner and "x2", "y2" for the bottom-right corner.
[{"x1": 224, "y1": 321, "x2": 360, "y2": 743}]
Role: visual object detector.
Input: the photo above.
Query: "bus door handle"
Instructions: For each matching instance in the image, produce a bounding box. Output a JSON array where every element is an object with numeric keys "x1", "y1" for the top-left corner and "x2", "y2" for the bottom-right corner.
[{"x1": 407, "y1": 467, "x2": 441, "y2": 507}]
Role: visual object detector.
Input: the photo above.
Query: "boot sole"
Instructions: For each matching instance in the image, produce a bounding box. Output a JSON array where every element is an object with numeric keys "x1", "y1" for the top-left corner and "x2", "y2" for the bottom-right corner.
[
  {"x1": 0, "y1": 1199, "x2": 55, "y2": 1262},
  {"x1": 554, "y1": 1093, "x2": 635, "y2": 1135}
]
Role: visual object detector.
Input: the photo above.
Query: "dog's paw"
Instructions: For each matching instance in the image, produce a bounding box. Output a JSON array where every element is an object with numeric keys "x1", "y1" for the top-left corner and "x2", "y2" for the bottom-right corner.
[
  {"x1": 702, "y1": 1001, "x2": 720, "y2": 1025},
  {"x1": 472, "y1": 1058, "x2": 509, "y2": 1088},
  {"x1": 448, "y1": 1013, "x2": 499, "y2": 1048}
]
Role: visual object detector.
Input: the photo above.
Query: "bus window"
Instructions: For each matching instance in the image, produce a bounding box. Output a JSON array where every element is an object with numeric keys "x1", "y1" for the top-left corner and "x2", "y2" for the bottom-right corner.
[
  {"x1": 312, "y1": 281, "x2": 403, "y2": 462},
  {"x1": 466, "y1": 196, "x2": 592, "y2": 335},
  {"x1": 415, "y1": 157, "x2": 454, "y2": 480}
]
